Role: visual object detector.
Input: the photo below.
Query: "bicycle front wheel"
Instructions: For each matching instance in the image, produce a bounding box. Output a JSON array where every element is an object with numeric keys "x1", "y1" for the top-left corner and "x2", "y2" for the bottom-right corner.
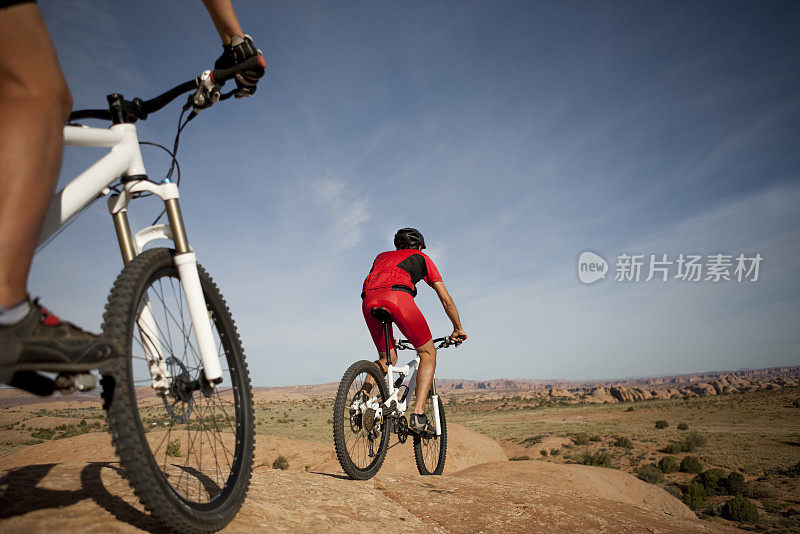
[
  {"x1": 101, "y1": 248, "x2": 254, "y2": 533},
  {"x1": 333, "y1": 360, "x2": 390, "y2": 480},
  {"x1": 413, "y1": 390, "x2": 447, "y2": 475}
]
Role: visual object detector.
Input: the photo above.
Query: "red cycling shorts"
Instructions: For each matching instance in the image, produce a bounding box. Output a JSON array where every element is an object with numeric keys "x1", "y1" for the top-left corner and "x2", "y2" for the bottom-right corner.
[{"x1": 362, "y1": 289, "x2": 432, "y2": 352}]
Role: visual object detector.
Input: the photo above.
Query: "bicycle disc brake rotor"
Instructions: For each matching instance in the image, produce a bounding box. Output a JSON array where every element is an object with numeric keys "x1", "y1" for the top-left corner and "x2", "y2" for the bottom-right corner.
[{"x1": 161, "y1": 356, "x2": 194, "y2": 424}]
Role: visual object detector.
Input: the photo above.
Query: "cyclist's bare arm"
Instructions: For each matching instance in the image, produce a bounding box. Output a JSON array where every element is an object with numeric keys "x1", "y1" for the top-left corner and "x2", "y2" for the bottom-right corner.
[
  {"x1": 431, "y1": 281, "x2": 467, "y2": 342},
  {"x1": 201, "y1": 0, "x2": 245, "y2": 44}
]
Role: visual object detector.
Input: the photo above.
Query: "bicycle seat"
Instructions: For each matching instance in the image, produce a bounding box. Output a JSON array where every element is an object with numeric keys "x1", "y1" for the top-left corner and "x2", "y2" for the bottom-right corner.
[{"x1": 370, "y1": 307, "x2": 393, "y2": 322}]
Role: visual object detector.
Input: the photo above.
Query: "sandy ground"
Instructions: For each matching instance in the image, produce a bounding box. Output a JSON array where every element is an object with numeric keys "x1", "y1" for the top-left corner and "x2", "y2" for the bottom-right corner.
[{"x1": 0, "y1": 423, "x2": 742, "y2": 533}]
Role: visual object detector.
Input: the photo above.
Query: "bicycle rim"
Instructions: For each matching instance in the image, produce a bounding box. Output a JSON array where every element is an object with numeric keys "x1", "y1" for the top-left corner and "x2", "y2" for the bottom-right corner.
[
  {"x1": 102, "y1": 248, "x2": 254, "y2": 532},
  {"x1": 413, "y1": 392, "x2": 446, "y2": 475},
  {"x1": 333, "y1": 360, "x2": 390, "y2": 479}
]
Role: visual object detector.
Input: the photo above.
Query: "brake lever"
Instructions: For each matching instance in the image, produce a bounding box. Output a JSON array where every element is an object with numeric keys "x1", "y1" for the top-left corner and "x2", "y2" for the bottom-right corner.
[{"x1": 190, "y1": 70, "x2": 222, "y2": 112}]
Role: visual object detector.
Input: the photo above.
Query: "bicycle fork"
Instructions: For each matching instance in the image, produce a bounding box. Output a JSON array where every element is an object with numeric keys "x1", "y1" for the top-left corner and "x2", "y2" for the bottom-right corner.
[{"x1": 109, "y1": 179, "x2": 223, "y2": 388}]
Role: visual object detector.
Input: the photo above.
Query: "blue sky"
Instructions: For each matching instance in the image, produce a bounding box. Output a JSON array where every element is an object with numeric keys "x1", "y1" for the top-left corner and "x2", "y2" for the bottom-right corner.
[{"x1": 30, "y1": 1, "x2": 800, "y2": 386}]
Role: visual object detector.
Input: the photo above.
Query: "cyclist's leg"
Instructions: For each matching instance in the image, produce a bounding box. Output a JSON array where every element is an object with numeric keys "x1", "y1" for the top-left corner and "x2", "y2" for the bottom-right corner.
[
  {"x1": 0, "y1": 3, "x2": 117, "y2": 383},
  {"x1": 360, "y1": 298, "x2": 397, "y2": 393},
  {"x1": 0, "y1": 2, "x2": 71, "y2": 308},
  {"x1": 385, "y1": 293, "x2": 436, "y2": 416}
]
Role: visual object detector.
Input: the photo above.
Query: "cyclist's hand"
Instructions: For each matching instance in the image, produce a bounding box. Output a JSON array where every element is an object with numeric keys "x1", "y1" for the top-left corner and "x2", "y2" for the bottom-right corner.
[
  {"x1": 449, "y1": 329, "x2": 467, "y2": 345},
  {"x1": 214, "y1": 35, "x2": 265, "y2": 98}
]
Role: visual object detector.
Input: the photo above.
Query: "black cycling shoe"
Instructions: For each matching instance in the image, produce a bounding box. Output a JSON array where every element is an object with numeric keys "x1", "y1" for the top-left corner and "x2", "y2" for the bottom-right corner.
[
  {"x1": 409, "y1": 413, "x2": 435, "y2": 436},
  {"x1": 0, "y1": 298, "x2": 121, "y2": 385}
]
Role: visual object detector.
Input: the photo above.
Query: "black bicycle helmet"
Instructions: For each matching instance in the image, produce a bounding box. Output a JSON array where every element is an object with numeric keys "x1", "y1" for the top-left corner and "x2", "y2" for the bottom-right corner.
[{"x1": 394, "y1": 227, "x2": 426, "y2": 250}]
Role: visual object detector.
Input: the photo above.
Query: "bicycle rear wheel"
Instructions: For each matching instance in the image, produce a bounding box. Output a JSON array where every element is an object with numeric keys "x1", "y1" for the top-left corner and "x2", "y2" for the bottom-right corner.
[
  {"x1": 101, "y1": 248, "x2": 254, "y2": 533},
  {"x1": 333, "y1": 360, "x2": 390, "y2": 480},
  {"x1": 413, "y1": 389, "x2": 447, "y2": 475}
]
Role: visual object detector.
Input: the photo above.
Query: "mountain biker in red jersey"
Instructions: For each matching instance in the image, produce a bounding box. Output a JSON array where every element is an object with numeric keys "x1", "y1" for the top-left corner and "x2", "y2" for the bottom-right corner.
[
  {"x1": 0, "y1": 0, "x2": 264, "y2": 385},
  {"x1": 361, "y1": 228, "x2": 467, "y2": 434}
]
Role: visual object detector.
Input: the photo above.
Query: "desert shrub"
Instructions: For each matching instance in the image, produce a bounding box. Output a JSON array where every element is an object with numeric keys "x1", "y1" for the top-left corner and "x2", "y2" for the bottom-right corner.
[
  {"x1": 677, "y1": 422, "x2": 689, "y2": 430},
  {"x1": 613, "y1": 436, "x2": 633, "y2": 449},
  {"x1": 520, "y1": 435, "x2": 543, "y2": 446},
  {"x1": 572, "y1": 432, "x2": 590, "y2": 445},
  {"x1": 30, "y1": 428, "x2": 54, "y2": 440},
  {"x1": 658, "y1": 456, "x2": 680, "y2": 473},
  {"x1": 581, "y1": 452, "x2": 612, "y2": 468},
  {"x1": 166, "y1": 439, "x2": 181, "y2": 457},
  {"x1": 722, "y1": 472, "x2": 747, "y2": 496},
  {"x1": 664, "y1": 485, "x2": 683, "y2": 499},
  {"x1": 540, "y1": 450, "x2": 548, "y2": 457},
  {"x1": 683, "y1": 481, "x2": 705, "y2": 510},
  {"x1": 509, "y1": 455, "x2": 531, "y2": 461},
  {"x1": 695, "y1": 468, "x2": 728, "y2": 496},
  {"x1": 636, "y1": 464, "x2": 665, "y2": 485},
  {"x1": 682, "y1": 431, "x2": 707, "y2": 452},
  {"x1": 589, "y1": 435, "x2": 602, "y2": 442},
  {"x1": 680, "y1": 455, "x2": 703, "y2": 473},
  {"x1": 663, "y1": 442, "x2": 682, "y2": 454},
  {"x1": 549, "y1": 448, "x2": 561, "y2": 456},
  {"x1": 655, "y1": 420, "x2": 669, "y2": 429},
  {"x1": 721, "y1": 496, "x2": 758, "y2": 523},
  {"x1": 272, "y1": 455, "x2": 289, "y2": 470},
  {"x1": 625, "y1": 406, "x2": 635, "y2": 412}
]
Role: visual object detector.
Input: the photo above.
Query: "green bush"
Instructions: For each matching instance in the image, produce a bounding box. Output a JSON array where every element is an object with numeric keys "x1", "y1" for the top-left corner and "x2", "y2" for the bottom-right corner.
[
  {"x1": 589, "y1": 435, "x2": 602, "y2": 442},
  {"x1": 572, "y1": 433, "x2": 590, "y2": 445},
  {"x1": 721, "y1": 496, "x2": 758, "y2": 523},
  {"x1": 509, "y1": 455, "x2": 531, "y2": 461},
  {"x1": 636, "y1": 464, "x2": 665, "y2": 485},
  {"x1": 272, "y1": 455, "x2": 289, "y2": 470},
  {"x1": 540, "y1": 449, "x2": 548, "y2": 457},
  {"x1": 655, "y1": 420, "x2": 669, "y2": 429},
  {"x1": 166, "y1": 439, "x2": 181, "y2": 457},
  {"x1": 663, "y1": 431, "x2": 707, "y2": 454},
  {"x1": 683, "y1": 481, "x2": 705, "y2": 510},
  {"x1": 549, "y1": 448, "x2": 561, "y2": 456},
  {"x1": 581, "y1": 452, "x2": 612, "y2": 468},
  {"x1": 613, "y1": 436, "x2": 633, "y2": 449},
  {"x1": 677, "y1": 422, "x2": 689, "y2": 430},
  {"x1": 683, "y1": 431, "x2": 707, "y2": 452},
  {"x1": 625, "y1": 406, "x2": 635, "y2": 412},
  {"x1": 680, "y1": 455, "x2": 703, "y2": 474},
  {"x1": 723, "y1": 472, "x2": 747, "y2": 496},
  {"x1": 658, "y1": 456, "x2": 680, "y2": 473},
  {"x1": 695, "y1": 469, "x2": 728, "y2": 496}
]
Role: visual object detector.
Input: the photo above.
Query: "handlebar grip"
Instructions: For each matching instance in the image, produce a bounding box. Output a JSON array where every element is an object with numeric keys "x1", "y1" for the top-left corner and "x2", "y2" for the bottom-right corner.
[{"x1": 211, "y1": 55, "x2": 266, "y2": 84}]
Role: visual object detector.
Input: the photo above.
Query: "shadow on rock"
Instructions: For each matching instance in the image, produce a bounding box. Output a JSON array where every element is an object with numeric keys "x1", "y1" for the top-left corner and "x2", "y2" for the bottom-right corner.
[{"x1": 0, "y1": 462, "x2": 162, "y2": 532}]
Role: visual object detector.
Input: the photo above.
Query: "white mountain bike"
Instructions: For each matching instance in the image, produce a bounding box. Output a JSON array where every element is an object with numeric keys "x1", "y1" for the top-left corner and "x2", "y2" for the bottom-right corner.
[
  {"x1": 333, "y1": 306, "x2": 460, "y2": 480},
  {"x1": 12, "y1": 56, "x2": 264, "y2": 533}
]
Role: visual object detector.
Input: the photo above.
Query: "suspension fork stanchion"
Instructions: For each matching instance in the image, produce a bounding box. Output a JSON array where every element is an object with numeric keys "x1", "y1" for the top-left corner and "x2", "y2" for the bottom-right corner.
[
  {"x1": 431, "y1": 377, "x2": 442, "y2": 436},
  {"x1": 108, "y1": 194, "x2": 171, "y2": 390},
  {"x1": 165, "y1": 198, "x2": 223, "y2": 383}
]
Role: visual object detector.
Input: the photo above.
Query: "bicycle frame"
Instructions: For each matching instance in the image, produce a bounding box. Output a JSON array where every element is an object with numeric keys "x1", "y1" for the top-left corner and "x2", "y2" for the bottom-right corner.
[
  {"x1": 382, "y1": 343, "x2": 442, "y2": 437},
  {"x1": 35, "y1": 122, "x2": 223, "y2": 386}
]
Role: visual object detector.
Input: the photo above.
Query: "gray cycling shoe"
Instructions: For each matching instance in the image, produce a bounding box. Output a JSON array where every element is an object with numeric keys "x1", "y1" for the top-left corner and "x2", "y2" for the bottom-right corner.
[
  {"x1": 0, "y1": 298, "x2": 121, "y2": 385},
  {"x1": 409, "y1": 413, "x2": 435, "y2": 436}
]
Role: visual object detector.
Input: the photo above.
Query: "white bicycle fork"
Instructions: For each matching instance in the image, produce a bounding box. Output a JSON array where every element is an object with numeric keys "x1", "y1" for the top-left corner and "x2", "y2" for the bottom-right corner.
[{"x1": 86, "y1": 124, "x2": 223, "y2": 386}]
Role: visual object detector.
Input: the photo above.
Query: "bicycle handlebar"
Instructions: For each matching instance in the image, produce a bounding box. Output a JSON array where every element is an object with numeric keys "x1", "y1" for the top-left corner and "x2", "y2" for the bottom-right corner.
[
  {"x1": 397, "y1": 336, "x2": 465, "y2": 350},
  {"x1": 68, "y1": 54, "x2": 266, "y2": 123}
]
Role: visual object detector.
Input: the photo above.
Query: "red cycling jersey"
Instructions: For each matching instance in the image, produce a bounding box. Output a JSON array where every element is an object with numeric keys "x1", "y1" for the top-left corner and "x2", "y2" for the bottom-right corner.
[
  {"x1": 361, "y1": 249, "x2": 443, "y2": 298},
  {"x1": 361, "y1": 249, "x2": 443, "y2": 350}
]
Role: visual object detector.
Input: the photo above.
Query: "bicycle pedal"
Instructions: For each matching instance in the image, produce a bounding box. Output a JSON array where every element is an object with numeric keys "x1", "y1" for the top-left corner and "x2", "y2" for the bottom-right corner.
[
  {"x1": 54, "y1": 372, "x2": 97, "y2": 394},
  {"x1": 9, "y1": 371, "x2": 56, "y2": 397}
]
